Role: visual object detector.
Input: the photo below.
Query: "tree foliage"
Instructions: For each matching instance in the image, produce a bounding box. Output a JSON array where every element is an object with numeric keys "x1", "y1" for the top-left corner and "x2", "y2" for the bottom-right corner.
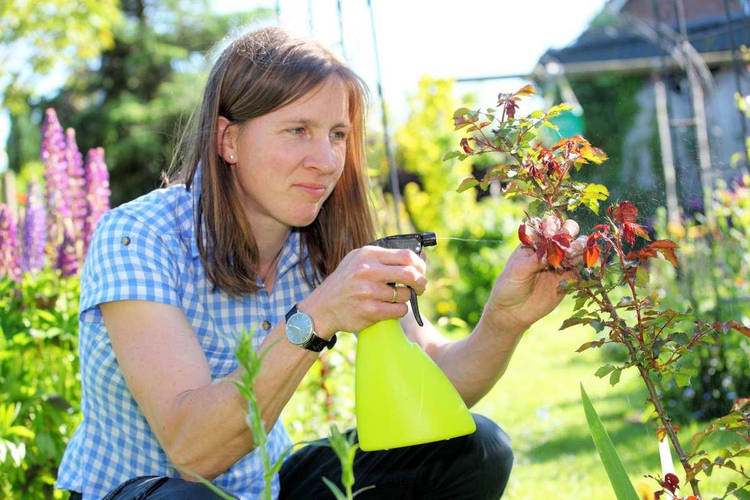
[
  {"x1": 9, "y1": 0, "x2": 273, "y2": 205},
  {"x1": 0, "y1": 0, "x2": 121, "y2": 113}
]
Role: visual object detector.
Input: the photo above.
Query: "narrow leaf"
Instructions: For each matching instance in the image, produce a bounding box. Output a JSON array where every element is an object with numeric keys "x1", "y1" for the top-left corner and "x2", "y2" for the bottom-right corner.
[
  {"x1": 580, "y1": 385, "x2": 639, "y2": 500},
  {"x1": 456, "y1": 177, "x2": 479, "y2": 193}
]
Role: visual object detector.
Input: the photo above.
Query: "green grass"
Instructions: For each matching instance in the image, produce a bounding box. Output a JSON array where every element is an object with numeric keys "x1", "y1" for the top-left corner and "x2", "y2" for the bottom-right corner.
[{"x1": 476, "y1": 299, "x2": 747, "y2": 499}]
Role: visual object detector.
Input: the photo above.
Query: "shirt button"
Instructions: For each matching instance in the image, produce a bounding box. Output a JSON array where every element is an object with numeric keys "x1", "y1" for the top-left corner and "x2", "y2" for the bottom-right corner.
[
  {"x1": 121, "y1": 236, "x2": 131, "y2": 246},
  {"x1": 262, "y1": 320, "x2": 271, "y2": 330}
]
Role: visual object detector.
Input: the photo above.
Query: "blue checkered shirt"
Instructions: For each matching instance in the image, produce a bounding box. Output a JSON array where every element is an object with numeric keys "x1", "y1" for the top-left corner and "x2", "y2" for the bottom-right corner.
[{"x1": 56, "y1": 179, "x2": 312, "y2": 499}]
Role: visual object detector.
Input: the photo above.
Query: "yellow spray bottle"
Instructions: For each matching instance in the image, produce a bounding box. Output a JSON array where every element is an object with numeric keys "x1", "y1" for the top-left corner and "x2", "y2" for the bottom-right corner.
[{"x1": 355, "y1": 233, "x2": 476, "y2": 451}]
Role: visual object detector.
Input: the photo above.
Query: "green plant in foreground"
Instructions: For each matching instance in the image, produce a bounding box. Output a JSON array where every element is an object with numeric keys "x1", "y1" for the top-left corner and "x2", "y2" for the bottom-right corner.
[
  {"x1": 180, "y1": 331, "x2": 364, "y2": 500},
  {"x1": 580, "y1": 384, "x2": 639, "y2": 500},
  {"x1": 449, "y1": 84, "x2": 750, "y2": 499}
]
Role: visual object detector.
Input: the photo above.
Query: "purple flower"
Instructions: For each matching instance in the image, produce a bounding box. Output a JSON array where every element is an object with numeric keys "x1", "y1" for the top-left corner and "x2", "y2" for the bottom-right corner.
[
  {"x1": 65, "y1": 127, "x2": 87, "y2": 247},
  {"x1": 41, "y1": 108, "x2": 71, "y2": 246},
  {"x1": 21, "y1": 180, "x2": 47, "y2": 272},
  {"x1": 83, "y1": 147, "x2": 111, "y2": 255},
  {"x1": 56, "y1": 222, "x2": 78, "y2": 278},
  {"x1": 0, "y1": 204, "x2": 22, "y2": 282}
]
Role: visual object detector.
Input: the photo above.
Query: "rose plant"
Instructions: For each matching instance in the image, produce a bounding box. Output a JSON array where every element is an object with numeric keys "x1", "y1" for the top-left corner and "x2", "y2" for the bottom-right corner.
[{"x1": 447, "y1": 85, "x2": 750, "y2": 499}]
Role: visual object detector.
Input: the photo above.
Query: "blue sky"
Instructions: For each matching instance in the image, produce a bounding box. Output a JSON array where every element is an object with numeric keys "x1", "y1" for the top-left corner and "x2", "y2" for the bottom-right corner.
[{"x1": 0, "y1": 0, "x2": 608, "y2": 171}]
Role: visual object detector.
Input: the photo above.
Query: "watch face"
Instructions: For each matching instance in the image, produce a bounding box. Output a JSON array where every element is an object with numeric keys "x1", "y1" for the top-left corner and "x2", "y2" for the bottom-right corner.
[{"x1": 286, "y1": 312, "x2": 313, "y2": 345}]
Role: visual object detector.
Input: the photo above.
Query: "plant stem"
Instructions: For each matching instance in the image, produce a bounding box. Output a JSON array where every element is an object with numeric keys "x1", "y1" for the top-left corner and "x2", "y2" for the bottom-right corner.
[
  {"x1": 595, "y1": 285, "x2": 702, "y2": 498},
  {"x1": 634, "y1": 362, "x2": 702, "y2": 498}
]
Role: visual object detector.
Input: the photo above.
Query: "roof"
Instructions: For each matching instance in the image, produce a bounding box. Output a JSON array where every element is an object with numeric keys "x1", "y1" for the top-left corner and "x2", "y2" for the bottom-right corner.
[{"x1": 538, "y1": 12, "x2": 749, "y2": 76}]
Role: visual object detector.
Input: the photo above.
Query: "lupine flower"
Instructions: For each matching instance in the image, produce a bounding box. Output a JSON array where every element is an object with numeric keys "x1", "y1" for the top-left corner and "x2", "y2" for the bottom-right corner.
[
  {"x1": 41, "y1": 108, "x2": 70, "y2": 252},
  {"x1": 0, "y1": 204, "x2": 22, "y2": 282},
  {"x1": 56, "y1": 222, "x2": 78, "y2": 278},
  {"x1": 65, "y1": 128, "x2": 87, "y2": 248},
  {"x1": 21, "y1": 181, "x2": 47, "y2": 272},
  {"x1": 83, "y1": 147, "x2": 111, "y2": 255}
]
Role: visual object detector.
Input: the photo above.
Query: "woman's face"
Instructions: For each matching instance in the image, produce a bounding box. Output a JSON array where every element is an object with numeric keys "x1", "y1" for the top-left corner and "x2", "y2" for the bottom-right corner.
[{"x1": 226, "y1": 76, "x2": 350, "y2": 236}]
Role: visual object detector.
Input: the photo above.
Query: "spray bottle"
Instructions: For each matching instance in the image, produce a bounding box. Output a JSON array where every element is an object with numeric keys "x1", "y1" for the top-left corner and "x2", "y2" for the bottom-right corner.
[{"x1": 355, "y1": 232, "x2": 476, "y2": 451}]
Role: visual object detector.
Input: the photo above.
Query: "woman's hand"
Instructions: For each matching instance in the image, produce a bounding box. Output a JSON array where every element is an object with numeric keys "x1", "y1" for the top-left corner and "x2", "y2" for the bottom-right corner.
[
  {"x1": 299, "y1": 246, "x2": 427, "y2": 337},
  {"x1": 484, "y1": 217, "x2": 585, "y2": 334}
]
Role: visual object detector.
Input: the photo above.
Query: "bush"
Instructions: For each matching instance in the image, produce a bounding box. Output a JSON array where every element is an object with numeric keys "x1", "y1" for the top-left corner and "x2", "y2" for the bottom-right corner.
[
  {"x1": 651, "y1": 178, "x2": 750, "y2": 422},
  {"x1": 0, "y1": 271, "x2": 81, "y2": 499}
]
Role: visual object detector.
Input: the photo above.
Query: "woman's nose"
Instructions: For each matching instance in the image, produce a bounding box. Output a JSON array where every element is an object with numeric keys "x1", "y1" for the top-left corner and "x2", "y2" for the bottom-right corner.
[{"x1": 304, "y1": 138, "x2": 341, "y2": 173}]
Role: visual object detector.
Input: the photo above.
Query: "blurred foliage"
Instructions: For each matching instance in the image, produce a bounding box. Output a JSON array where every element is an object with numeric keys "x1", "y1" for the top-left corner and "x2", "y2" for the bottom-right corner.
[
  {"x1": 395, "y1": 77, "x2": 523, "y2": 329},
  {"x1": 651, "y1": 179, "x2": 750, "y2": 423},
  {"x1": 0, "y1": 0, "x2": 121, "y2": 114},
  {"x1": 560, "y1": 74, "x2": 664, "y2": 230},
  {"x1": 0, "y1": 271, "x2": 80, "y2": 499},
  {"x1": 8, "y1": 0, "x2": 273, "y2": 206}
]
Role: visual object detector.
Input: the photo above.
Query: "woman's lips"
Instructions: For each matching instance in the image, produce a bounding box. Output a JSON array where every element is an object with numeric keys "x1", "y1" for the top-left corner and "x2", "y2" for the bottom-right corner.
[{"x1": 295, "y1": 183, "x2": 327, "y2": 197}]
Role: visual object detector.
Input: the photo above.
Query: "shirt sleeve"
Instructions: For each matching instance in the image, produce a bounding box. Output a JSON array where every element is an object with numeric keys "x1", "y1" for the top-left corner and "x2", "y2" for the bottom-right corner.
[{"x1": 79, "y1": 210, "x2": 182, "y2": 323}]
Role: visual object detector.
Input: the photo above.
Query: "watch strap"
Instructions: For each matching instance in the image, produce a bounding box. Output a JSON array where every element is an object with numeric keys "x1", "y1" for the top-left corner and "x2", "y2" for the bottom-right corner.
[{"x1": 285, "y1": 304, "x2": 337, "y2": 352}]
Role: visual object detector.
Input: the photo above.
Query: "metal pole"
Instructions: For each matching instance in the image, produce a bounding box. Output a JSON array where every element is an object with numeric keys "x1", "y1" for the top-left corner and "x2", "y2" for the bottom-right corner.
[
  {"x1": 366, "y1": 0, "x2": 402, "y2": 232},
  {"x1": 722, "y1": 0, "x2": 750, "y2": 172},
  {"x1": 336, "y1": 0, "x2": 347, "y2": 61}
]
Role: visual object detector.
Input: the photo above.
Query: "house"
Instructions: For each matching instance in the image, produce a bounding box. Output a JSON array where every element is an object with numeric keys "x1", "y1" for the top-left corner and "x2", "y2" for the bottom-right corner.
[{"x1": 534, "y1": 0, "x2": 749, "y2": 220}]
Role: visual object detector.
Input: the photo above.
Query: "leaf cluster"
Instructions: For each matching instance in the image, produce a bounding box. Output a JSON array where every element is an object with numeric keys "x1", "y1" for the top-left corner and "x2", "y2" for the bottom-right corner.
[{"x1": 449, "y1": 85, "x2": 750, "y2": 495}]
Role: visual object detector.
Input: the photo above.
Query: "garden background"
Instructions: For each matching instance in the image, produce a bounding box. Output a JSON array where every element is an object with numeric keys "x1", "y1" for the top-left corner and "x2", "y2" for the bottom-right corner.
[{"x1": 1, "y1": 1, "x2": 749, "y2": 499}]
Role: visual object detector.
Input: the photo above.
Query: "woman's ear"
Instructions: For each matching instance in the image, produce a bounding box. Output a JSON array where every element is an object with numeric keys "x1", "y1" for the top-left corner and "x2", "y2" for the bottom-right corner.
[{"x1": 216, "y1": 116, "x2": 238, "y2": 164}]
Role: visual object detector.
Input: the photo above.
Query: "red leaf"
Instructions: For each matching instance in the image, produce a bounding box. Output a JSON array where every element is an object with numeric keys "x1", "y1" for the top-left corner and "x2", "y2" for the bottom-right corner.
[
  {"x1": 460, "y1": 137, "x2": 474, "y2": 154},
  {"x1": 614, "y1": 201, "x2": 638, "y2": 224},
  {"x1": 593, "y1": 224, "x2": 610, "y2": 233},
  {"x1": 518, "y1": 224, "x2": 534, "y2": 247},
  {"x1": 657, "y1": 246, "x2": 679, "y2": 268},
  {"x1": 552, "y1": 232, "x2": 572, "y2": 248},
  {"x1": 650, "y1": 239, "x2": 679, "y2": 249},
  {"x1": 546, "y1": 242, "x2": 564, "y2": 267},
  {"x1": 622, "y1": 223, "x2": 636, "y2": 246},
  {"x1": 584, "y1": 244, "x2": 600, "y2": 268}
]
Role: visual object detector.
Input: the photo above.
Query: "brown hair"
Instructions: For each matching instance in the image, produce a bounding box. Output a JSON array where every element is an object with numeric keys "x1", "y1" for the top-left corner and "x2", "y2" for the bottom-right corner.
[{"x1": 169, "y1": 27, "x2": 375, "y2": 295}]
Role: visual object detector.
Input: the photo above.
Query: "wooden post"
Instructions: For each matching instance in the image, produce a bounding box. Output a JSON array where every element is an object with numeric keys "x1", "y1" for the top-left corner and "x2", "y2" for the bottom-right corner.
[{"x1": 653, "y1": 74, "x2": 681, "y2": 225}]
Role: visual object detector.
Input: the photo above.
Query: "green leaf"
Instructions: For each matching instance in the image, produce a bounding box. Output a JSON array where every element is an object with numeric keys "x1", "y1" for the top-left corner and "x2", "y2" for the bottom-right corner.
[
  {"x1": 321, "y1": 477, "x2": 348, "y2": 500},
  {"x1": 635, "y1": 266, "x2": 649, "y2": 288},
  {"x1": 176, "y1": 466, "x2": 237, "y2": 500},
  {"x1": 560, "y1": 317, "x2": 588, "y2": 330},
  {"x1": 595, "y1": 365, "x2": 615, "y2": 378},
  {"x1": 580, "y1": 385, "x2": 639, "y2": 500},
  {"x1": 581, "y1": 183, "x2": 610, "y2": 214},
  {"x1": 456, "y1": 177, "x2": 479, "y2": 193},
  {"x1": 442, "y1": 151, "x2": 462, "y2": 161},
  {"x1": 609, "y1": 369, "x2": 622, "y2": 386}
]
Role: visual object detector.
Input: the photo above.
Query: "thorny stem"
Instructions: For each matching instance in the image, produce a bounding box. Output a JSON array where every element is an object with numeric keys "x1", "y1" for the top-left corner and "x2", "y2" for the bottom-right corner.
[{"x1": 591, "y1": 283, "x2": 702, "y2": 498}]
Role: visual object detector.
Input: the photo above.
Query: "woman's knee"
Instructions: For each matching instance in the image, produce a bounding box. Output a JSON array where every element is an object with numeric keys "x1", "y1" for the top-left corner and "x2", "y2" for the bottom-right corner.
[{"x1": 471, "y1": 413, "x2": 514, "y2": 476}]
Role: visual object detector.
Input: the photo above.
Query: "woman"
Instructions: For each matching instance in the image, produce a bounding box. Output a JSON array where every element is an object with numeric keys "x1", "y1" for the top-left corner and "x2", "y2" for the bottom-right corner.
[{"x1": 56, "y1": 27, "x2": 579, "y2": 499}]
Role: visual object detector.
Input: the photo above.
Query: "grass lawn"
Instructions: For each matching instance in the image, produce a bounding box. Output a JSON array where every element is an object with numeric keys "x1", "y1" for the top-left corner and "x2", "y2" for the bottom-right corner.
[{"x1": 478, "y1": 299, "x2": 747, "y2": 500}]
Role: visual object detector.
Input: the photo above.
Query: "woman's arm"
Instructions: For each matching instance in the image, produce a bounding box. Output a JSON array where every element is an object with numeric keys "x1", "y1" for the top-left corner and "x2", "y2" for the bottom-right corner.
[
  {"x1": 101, "y1": 300, "x2": 317, "y2": 480},
  {"x1": 401, "y1": 221, "x2": 582, "y2": 407},
  {"x1": 100, "y1": 244, "x2": 426, "y2": 481}
]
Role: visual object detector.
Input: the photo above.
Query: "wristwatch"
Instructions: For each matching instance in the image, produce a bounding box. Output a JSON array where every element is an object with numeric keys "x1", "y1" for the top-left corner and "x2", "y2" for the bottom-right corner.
[{"x1": 284, "y1": 304, "x2": 337, "y2": 352}]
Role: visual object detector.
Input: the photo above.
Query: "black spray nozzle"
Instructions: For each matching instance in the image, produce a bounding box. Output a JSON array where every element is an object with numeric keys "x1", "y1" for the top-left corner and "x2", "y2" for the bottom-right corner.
[{"x1": 368, "y1": 232, "x2": 437, "y2": 327}]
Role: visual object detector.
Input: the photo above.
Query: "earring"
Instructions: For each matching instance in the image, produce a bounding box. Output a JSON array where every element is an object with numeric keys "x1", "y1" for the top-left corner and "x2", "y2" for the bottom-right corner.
[{"x1": 228, "y1": 153, "x2": 236, "y2": 161}]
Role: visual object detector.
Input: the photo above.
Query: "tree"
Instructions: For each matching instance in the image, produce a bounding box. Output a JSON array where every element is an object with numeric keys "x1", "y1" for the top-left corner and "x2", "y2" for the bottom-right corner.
[
  {"x1": 9, "y1": 0, "x2": 273, "y2": 205},
  {"x1": 0, "y1": 0, "x2": 121, "y2": 114}
]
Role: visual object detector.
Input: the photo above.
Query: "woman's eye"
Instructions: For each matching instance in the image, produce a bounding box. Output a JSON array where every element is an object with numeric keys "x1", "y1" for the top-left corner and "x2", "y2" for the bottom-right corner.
[
  {"x1": 331, "y1": 130, "x2": 347, "y2": 141},
  {"x1": 289, "y1": 127, "x2": 306, "y2": 136}
]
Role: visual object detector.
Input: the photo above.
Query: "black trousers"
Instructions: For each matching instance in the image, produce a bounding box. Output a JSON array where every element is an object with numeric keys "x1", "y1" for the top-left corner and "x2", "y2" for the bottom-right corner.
[{"x1": 75, "y1": 414, "x2": 513, "y2": 499}]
